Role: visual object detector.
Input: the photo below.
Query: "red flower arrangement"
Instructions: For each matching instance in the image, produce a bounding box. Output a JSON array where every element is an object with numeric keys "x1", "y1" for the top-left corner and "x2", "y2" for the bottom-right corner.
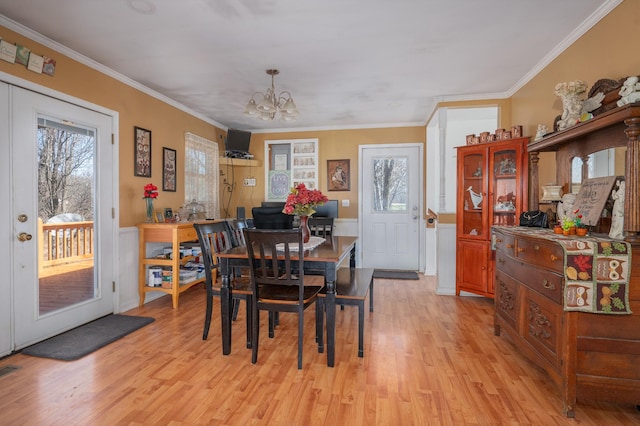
[
  {"x1": 143, "y1": 183, "x2": 159, "y2": 199},
  {"x1": 283, "y1": 183, "x2": 328, "y2": 217}
]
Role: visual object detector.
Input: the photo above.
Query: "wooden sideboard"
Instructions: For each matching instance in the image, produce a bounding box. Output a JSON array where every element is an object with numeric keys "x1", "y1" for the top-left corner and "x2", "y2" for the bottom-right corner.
[
  {"x1": 493, "y1": 226, "x2": 640, "y2": 417},
  {"x1": 494, "y1": 103, "x2": 640, "y2": 416}
]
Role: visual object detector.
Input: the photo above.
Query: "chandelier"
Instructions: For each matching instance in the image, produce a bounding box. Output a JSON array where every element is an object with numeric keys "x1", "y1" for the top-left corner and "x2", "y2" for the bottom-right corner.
[{"x1": 244, "y1": 69, "x2": 299, "y2": 121}]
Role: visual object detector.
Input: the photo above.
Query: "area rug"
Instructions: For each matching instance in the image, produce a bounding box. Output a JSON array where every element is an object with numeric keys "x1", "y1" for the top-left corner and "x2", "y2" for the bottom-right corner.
[
  {"x1": 21, "y1": 314, "x2": 154, "y2": 361},
  {"x1": 373, "y1": 270, "x2": 419, "y2": 280}
]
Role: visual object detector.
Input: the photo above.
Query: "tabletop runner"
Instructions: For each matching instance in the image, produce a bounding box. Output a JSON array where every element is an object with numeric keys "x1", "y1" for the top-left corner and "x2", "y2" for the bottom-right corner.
[{"x1": 509, "y1": 228, "x2": 632, "y2": 315}]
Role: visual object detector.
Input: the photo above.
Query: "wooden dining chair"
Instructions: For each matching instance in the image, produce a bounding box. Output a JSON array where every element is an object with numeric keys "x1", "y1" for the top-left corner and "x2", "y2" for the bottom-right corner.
[
  {"x1": 308, "y1": 216, "x2": 334, "y2": 237},
  {"x1": 194, "y1": 221, "x2": 252, "y2": 348},
  {"x1": 243, "y1": 228, "x2": 324, "y2": 369}
]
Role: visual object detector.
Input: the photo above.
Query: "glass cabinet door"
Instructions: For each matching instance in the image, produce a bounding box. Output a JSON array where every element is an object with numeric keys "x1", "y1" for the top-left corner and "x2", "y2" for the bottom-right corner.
[
  {"x1": 459, "y1": 148, "x2": 487, "y2": 238},
  {"x1": 490, "y1": 148, "x2": 518, "y2": 226}
]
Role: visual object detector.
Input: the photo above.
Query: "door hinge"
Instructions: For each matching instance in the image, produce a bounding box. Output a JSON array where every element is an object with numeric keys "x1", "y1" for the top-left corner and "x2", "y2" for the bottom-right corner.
[
  {"x1": 112, "y1": 281, "x2": 116, "y2": 292},
  {"x1": 112, "y1": 208, "x2": 115, "y2": 219},
  {"x1": 111, "y1": 133, "x2": 114, "y2": 145}
]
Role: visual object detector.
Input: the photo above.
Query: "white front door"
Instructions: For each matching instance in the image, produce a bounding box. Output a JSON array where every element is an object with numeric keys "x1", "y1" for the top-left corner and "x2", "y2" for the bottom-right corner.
[
  {"x1": 360, "y1": 144, "x2": 422, "y2": 270},
  {"x1": 9, "y1": 86, "x2": 115, "y2": 350}
]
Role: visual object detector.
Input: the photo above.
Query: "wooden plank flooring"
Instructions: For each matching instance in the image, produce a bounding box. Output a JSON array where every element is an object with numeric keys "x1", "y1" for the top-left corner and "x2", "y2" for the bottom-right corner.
[{"x1": 1, "y1": 275, "x2": 639, "y2": 425}]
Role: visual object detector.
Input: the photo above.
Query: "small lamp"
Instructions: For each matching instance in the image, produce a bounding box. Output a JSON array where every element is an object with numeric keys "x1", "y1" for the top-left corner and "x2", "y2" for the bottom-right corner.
[{"x1": 541, "y1": 184, "x2": 563, "y2": 202}]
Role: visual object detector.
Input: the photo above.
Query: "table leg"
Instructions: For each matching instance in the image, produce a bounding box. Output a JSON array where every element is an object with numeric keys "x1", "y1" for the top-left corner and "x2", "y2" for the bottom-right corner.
[
  {"x1": 325, "y1": 282, "x2": 335, "y2": 367},
  {"x1": 220, "y1": 258, "x2": 233, "y2": 355}
]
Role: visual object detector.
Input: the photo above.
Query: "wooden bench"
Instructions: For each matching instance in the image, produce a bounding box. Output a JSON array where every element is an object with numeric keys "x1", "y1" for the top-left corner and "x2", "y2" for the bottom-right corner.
[{"x1": 316, "y1": 267, "x2": 374, "y2": 357}]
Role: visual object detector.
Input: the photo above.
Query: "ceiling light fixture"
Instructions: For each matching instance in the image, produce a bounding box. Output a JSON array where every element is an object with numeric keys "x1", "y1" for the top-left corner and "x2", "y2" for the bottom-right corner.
[{"x1": 244, "y1": 69, "x2": 299, "y2": 121}]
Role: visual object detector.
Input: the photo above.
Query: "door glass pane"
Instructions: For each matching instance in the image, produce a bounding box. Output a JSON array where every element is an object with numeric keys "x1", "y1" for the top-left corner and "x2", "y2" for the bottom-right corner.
[
  {"x1": 37, "y1": 117, "x2": 96, "y2": 315},
  {"x1": 372, "y1": 156, "x2": 408, "y2": 212},
  {"x1": 462, "y1": 152, "x2": 484, "y2": 236},
  {"x1": 492, "y1": 149, "x2": 517, "y2": 226}
]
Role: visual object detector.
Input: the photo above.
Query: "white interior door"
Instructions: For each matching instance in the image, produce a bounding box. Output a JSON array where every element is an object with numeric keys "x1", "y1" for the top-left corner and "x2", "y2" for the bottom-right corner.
[
  {"x1": 11, "y1": 86, "x2": 115, "y2": 349},
  {"x1": 360, "y1": 144, "x2": 422, "y2": 270},
  {"x1": 0, "y1": 82, "x2": 11, "y2": 356}
]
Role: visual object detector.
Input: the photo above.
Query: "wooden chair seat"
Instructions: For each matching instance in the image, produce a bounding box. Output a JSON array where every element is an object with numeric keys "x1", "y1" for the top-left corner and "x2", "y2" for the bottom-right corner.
[{"x1": 317, "y1": 267, "x2": 374, "y2": 357}]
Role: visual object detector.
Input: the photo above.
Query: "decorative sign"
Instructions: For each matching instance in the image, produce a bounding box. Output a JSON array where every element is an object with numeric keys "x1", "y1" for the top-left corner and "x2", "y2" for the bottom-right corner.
[
  {"x1": 572, "y1": 176, "x2": 617, "y2": 226},
  {"x1": 268, "y1": 170, "x2": 291, "y2": 200}
]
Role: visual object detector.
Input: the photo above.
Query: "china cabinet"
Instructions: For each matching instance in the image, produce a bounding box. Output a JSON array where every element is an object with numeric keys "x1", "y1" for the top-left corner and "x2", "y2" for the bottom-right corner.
[{"x1": 456, "y1": 137, "x2": 528, "y2": 297}]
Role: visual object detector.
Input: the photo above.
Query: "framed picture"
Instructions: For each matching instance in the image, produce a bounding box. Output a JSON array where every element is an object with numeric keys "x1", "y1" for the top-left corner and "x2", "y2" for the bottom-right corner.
[
  {"x1": 154, "y1": 210, "x2": 164, "y2": 223},
  {"x1": 327, "y1": 159, "x2": 350, "y2": 191},
  {"x1": 134, "y1": 126, "x2": 152, "y2": 177},
  {"x1": 163, "y1": 147, "x2": 177, "y2": 192},
  {"x1": 164, "y1": 208, "x2": 174, "y2": 222}
]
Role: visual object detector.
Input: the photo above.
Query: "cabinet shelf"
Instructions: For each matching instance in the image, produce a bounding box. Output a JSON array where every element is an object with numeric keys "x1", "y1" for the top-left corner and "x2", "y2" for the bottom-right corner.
[
  {"x1": 137, "y1": 221, "x2": 214, "y2": 309},
  {"x1": 219, "y1": 157, "x2": 260, "y2": 167}
]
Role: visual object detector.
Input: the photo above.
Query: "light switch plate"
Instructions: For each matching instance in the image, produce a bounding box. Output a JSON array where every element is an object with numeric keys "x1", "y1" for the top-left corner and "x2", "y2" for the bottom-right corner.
[{"x1": 342, "y1": 199, "x2": 349, "y2": 207}]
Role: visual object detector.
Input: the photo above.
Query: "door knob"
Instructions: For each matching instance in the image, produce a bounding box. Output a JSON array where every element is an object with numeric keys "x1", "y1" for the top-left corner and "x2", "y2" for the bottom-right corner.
[{"x1": 17, "y1": 232, "x2": 32, "y2": 242}]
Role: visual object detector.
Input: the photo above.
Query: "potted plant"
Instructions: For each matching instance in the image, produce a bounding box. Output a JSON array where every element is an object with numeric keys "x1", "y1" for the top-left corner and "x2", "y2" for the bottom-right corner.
[{"x1": 574, "y1": 210, "x2": 588, "y2": 236}]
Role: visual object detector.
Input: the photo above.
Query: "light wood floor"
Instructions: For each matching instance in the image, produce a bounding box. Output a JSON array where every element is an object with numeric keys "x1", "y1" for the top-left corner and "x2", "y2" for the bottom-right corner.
[{"x1": 1, "y1": 276, "x2": 639, "y2": 425}]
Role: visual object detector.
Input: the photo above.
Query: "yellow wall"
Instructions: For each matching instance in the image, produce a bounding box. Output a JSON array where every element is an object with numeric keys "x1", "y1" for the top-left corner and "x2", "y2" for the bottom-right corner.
[
  {"x1": 2, "y1": 0, "x2": 638, "y2": 226},
  {"x1": 0, "y1": 25, "x2": 224, "y2": 227},
  {"x1": 223, "y1": 127, "x2": 426, "y2": 219},
  {"x1": 510, "y1": 1, "x2": 640, "y2": 197}
]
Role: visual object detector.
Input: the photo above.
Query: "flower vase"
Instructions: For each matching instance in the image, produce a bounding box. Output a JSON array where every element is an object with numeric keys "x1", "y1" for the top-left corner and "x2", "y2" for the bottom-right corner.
[
  {"x1": 300, "y1": 215, "x2": 310, "y2": 243},
  {"x1": 576, "y1": 227, "x2": 588, "y2": 236},
  {"x1": 145, "y1": 198, "x2": 154, "y2": 223}
]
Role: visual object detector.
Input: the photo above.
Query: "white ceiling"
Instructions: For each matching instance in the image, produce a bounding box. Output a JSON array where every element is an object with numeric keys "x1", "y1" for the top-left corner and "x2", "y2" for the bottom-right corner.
[{"x1": 0, "y1": 0, "x2": 620, "y2": 132}]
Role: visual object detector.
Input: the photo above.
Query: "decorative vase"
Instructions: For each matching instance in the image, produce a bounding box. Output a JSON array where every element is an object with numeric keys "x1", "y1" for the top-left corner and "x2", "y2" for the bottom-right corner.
[
  {"x1": 145, "y1": 197, "x2": 154, "y2": 223},
  {"x1": 576, "y1": 227, "x2": 588, "y2": 236},
  {"x1": 299, "y1": 215, "x2": 310, "y2": 243},
  {"x1": 553, "y1": 226, "x2": 563, "y2": 234}
]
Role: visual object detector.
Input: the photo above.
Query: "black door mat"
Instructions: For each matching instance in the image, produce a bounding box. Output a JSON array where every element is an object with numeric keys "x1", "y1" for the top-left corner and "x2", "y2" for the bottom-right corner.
[
  {"x1": 373, "y1": 270, "x2": 419, "y2": 280},
  {"x1": 21, "y1": 314, "x2": 154, "y2": 361}
]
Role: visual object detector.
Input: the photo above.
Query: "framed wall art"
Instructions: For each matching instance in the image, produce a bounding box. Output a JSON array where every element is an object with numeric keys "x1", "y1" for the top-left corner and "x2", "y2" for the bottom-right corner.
[
  {"x1": 134, "y1": 126, "x2": 152, "y2": 177},
  {"x1": 163, "y1": 147, "x2": 177, "y2": 192},
  {"x1": 327, "y1": 159, "x2": 350, "y2": 191}
]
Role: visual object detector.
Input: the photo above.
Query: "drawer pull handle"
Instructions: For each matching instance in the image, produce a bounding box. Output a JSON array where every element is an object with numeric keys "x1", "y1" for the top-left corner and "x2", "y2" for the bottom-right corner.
[
  {"x1": 495, "y1": 238, "x2": 502, "y2": 243},
  {"x1": 498, "y1": 258, "x2": 505, "y2": 265},
  {"x1": 542, "y1": 279, "x2": 556, "y2": 290},
  {"x1": 550, "y1": 255, "x2": 558, "y2": 261},
  {"x1": 506, "y1": 244, "x2": 514, "y2": 248},
  {"x1": 517, "y1": 247, "x2": 524, "y2": 253},
  {"x1": 534, "y1": 245, "x2": 540, "y2": 250}
]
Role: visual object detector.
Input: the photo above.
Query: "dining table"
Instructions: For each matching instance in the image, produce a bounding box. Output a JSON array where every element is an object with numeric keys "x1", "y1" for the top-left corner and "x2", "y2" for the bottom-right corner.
[{"x1": 216, "y1": 235, "x2": 357, "y2": 367}]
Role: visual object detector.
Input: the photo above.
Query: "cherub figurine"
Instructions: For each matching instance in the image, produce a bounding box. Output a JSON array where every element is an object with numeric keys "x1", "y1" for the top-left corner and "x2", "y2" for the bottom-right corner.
[
  {"x1": 534, "y1": 124, "x2": 548, "y2": 141},
  {"x1": 556, "y1": 193, "x2": 576, "y2": 223},
  {"x1": 616, "y1": 76, "x2": 640, "y2": 107}
]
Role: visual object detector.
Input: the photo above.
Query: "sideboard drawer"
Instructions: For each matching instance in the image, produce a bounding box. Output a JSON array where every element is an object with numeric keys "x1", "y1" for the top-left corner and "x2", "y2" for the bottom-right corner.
[
  {"x1": 497, "y1": 250, "x2": 563, "y2": 305},
  {"x1": 515, "y1": 238, "x2": 563, "y2": 273},
  {"x1": 493, "y1": 231, "x2": 515, "y2": 257}
]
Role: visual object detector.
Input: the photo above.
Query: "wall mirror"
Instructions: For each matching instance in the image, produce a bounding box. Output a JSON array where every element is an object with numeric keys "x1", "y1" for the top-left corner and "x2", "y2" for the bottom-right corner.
[{"x1": 570, "y1": 147, "x2": 626, "y2": 193}]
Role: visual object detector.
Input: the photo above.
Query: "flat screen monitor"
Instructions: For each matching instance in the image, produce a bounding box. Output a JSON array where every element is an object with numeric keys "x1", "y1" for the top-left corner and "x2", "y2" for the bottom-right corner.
[
  {"x1": 225, "y1": 129, "x2": 252, "y2": 154},
  {"x1": 313, "y1": 200, "x2": 339, "y2": 218}
]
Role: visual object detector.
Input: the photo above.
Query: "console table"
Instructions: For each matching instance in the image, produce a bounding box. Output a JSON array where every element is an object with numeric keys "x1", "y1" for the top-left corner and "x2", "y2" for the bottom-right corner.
[{"x1": 137, "y1": 222, "x2": 211, "y2": 308}]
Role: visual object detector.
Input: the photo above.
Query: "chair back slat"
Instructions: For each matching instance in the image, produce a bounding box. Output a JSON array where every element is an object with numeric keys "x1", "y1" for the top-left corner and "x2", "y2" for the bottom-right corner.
[
  {"x1": 308, "y1": 216, "x2": 334, "y2": 237},
  {"x1": 193, "y1": 221, "x2": 230, "y2": 291},
  {"x1": 244, "y1": 229, "x2": 304, "y2": 292}
]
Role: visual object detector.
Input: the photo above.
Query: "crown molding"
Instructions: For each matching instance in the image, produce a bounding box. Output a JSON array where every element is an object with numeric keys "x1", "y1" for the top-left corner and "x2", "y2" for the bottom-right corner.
[{"x1": 0, "y1": 14, "x2": 227, "y2": 131}]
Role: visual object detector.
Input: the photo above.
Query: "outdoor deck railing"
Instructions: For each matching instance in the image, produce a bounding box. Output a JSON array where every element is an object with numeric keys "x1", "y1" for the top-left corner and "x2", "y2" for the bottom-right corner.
[{"x1": 38, "y1": 218, "x2": 94, "y2": 275}]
